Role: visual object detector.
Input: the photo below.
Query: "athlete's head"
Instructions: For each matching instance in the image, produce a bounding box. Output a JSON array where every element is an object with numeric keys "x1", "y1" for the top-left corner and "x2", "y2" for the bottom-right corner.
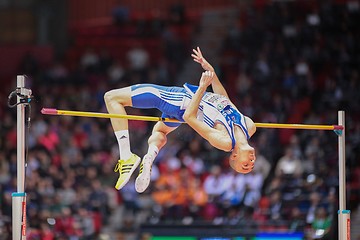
[{"x1": 229, "y1": 116, "x2": 256, "y2": 174}]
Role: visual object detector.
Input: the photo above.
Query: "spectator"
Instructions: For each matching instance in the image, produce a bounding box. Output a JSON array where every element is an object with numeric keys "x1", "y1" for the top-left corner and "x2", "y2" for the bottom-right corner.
[
  {"x1": 203, "y1": 165, "x2": 229, "y2": 202},
  {"x1": 253, "y1": 153, "x2": 271, "y2": 181},
  {"x1": 188, "y1": 177, "x2": 208, "y2": 219},
  {"x1": 275, "y1": 147, "x2": 304, "y2": 177},
  {"x1": 243, "y1": 168, "x2": 264, "y2": 207},
  {"x1": 182, "y1": 140, "x2": 206, "y2": 176},
  {"x1": 54, "y1": 207, "x2": 81, "y2": 238},
  {"x1": 80, "y1": 48, "x2": 99, "y2": 73},
  {"x1": 306, "y1": 191, "x2": 323, "y2": 225},
  {"x1": 57, "y1": 178, "x2": 77, "y2": 207},
  {"x1": 121, "y1": 176, "x2": 140, "y2": 219},
  {"x1": 302, "y1": 152, "x2": 318, "y2": 176},
  {"x1": 126, "y1": 44, "x2": 149, "y2": 72},
  {"x1": 88, "y1": 179, "x2": 110, "y2": 225},
  {"x1": 288, "y1": 207, "x2": 306, "y2": 232},
  {"x1": 221, "y1": 171, "x2": 246, "y2": 210},
  {"x1": 107, "y1": 60, "x2": 126, "y2": 85},
  {"x1": 0, "y1": 152, "x2": 10, "y2": 184},
  {"x1": 309, "y1": 207, "x2": 332, "y2": 240},
  {"x1": 46, "y1": 59, "x2": 69, "y2": 84},
  {"x1": 268, "y1": 190, "x2": 283, "y2": 221},
  {"x1": 98, "y1": 48, "x2": 114, "y2": 74}
]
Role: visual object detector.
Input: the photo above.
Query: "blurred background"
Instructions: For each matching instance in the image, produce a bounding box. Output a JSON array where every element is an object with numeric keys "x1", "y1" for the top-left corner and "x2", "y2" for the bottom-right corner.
[{"x1": 0, "y1": 0, "x2": 359, "y2": 239}]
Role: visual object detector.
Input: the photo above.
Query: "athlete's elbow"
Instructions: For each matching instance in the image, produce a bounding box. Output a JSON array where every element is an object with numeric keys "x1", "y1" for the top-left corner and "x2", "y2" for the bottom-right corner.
[{"x1": 183, "y1": 112, "x2": 191, "y2": 122}]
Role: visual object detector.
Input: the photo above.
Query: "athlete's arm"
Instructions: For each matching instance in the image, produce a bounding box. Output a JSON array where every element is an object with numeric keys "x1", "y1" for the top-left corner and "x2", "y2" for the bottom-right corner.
[
  {"x1": 183, "y1": 71, "x2": 232, "y2": 151},
  {"x1": 191, "y1": 47, "x2": 229, "y2": 98}
]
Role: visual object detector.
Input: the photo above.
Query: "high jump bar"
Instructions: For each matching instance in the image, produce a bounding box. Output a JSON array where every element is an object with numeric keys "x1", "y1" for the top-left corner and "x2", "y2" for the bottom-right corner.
[{"x1": 41, "y1": 108, "x2": 344, "y2": 131}]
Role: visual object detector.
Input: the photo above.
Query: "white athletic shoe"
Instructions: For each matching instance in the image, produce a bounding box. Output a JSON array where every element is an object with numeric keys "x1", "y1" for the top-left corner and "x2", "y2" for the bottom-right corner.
[{"x1": 135, "y1": 155, "x2": 153, "y2": 193}]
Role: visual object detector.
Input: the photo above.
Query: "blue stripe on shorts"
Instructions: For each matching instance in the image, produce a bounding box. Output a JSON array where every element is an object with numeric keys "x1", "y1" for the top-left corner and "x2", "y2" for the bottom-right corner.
[{"x1": 131, "y1": 84, "x2": 187, "y2": 127}]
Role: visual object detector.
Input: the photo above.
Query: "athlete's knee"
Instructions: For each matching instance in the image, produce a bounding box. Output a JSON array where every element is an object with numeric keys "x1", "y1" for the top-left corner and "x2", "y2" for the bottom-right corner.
[
  {"x1": 104, "y1": 88, "x2": 131, "y2": 105},
  {"x1": 149, "y1": 131, "x2": 167, "y2": 148},
  {"x1": 158, "y1": 132, "x2": 167, "y2": 145},
  {"x1": 149, "y1": 122, "x2": 176, "y2": 148},
  {"x1": 104, "y1": 90, "x2": 115, "y2": 104},
  {"x1": 153, "y1": 131, "x2": 167, "y2": 143},
  {"x1": 104, "y1": 89, "x2": 119, "y2": 104}
]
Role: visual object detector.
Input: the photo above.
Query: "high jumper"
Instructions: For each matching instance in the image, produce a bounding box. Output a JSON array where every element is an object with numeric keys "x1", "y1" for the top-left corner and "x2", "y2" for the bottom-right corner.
[{"x1": 103, "y1": 47, "x2": 256, "y2": 193}]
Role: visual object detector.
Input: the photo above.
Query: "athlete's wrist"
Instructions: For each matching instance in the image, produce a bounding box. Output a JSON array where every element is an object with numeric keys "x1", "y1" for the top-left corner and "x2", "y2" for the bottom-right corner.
[
  {"x1": 198, "y1": 85, "x2": 207, "y2": 92},
  {"x1": 205, "y1": 66, "x2": 214, "y2": 72}
]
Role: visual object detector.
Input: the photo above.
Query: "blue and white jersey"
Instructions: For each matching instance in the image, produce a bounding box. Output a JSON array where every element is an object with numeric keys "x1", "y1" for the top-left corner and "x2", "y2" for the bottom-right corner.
[{"x1": 183, "y1": 83, "x2": 250, "y2": 150}]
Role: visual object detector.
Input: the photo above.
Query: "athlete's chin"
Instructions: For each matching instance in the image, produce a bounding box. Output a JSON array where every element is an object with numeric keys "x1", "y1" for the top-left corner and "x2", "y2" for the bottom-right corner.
[{"x1": 229, "y1": 158, "x2": 253, "y2": 174}]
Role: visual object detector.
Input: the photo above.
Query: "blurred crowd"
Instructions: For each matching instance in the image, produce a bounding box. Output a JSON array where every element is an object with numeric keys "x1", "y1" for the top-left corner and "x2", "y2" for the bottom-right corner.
[{"x1": 0, "y1": 1, "x2": 359, "y2": 240}]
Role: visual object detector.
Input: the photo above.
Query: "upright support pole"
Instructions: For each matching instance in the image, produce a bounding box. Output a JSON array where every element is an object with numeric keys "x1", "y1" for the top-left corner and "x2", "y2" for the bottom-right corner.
[
  {"x1": 338, "y1": 110, "x2": 350, "y2": 240},
  {"x1": 12, "y1": 75, "x2": 27, "y2": 240}
]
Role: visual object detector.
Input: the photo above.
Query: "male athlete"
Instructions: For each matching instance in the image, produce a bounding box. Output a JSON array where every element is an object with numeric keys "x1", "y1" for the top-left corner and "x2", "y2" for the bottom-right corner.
[{"x1": 104, "y1": 47, "x2": 256, "y2": 193}]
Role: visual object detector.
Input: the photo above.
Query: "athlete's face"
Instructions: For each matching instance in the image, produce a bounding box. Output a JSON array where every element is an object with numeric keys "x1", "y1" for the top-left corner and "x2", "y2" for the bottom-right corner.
[{"x1": 229, "y1": 145, "x2": 256, "y2": 174}]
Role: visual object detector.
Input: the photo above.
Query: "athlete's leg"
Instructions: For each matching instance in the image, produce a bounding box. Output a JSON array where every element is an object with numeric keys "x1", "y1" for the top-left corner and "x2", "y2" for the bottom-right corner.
[
  {"x1": 104, "y1": 87, "x2": 132, "y2": 132},
  {"x1": 104, "y1": 87, "x2": 134, "y2": 160},
  {"x1": 135, "y1": 122, "x2": 178, "y2": 193},
  {"x1": 148, "y1": 121, "x2": 178, "y2": 150},
  {"x1": 104, "y1": 87, "x2": 141, "y2": 190},
  {"x1": 104, "y1": 84, "x2": 184, "y2": 191}
]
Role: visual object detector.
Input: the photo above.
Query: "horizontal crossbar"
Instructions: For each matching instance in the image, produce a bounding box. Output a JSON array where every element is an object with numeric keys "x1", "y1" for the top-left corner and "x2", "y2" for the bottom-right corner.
[{"x1": 41, "y1": 108, "x2": 344, "y2": 131}]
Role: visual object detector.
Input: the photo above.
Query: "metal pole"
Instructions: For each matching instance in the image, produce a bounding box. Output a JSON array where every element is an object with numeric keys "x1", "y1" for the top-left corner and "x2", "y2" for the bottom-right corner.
[
  {"x1": 12, "y1": 75, "x2": 27, "y2": 240},
  {"x1": 338, "y1": 110, "x2": 350, "y2": 240}
]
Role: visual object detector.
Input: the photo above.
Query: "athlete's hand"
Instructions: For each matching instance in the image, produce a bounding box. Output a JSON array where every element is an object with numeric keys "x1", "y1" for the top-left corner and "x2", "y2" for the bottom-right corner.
[
  {"x1": 199, "y1": 71, "x2": 214, "y2": 88},
  {"x1": 191, "y1": 47, "x2": 214, "y2": 71}
]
